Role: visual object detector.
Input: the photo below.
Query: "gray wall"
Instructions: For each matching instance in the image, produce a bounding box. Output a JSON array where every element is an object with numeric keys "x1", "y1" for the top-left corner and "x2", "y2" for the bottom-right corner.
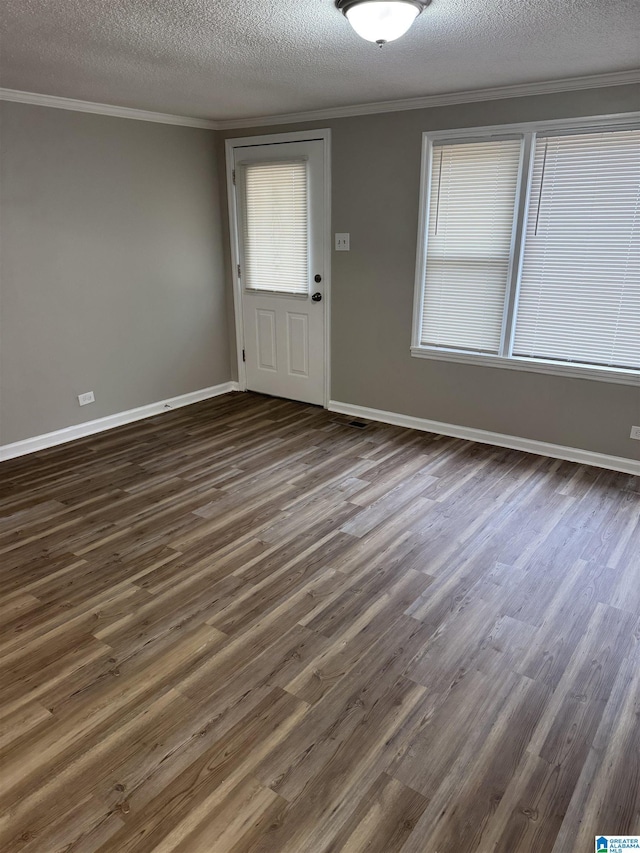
[
  {"x1": 2, "y1": 86, "x2": 638, "y2": 460},
  {"x1": 220, "y1": 85, "x2": 640, "y2": 461},
  {"x1": 0, "y1": 102, "x2": 230, "y2": 445}
]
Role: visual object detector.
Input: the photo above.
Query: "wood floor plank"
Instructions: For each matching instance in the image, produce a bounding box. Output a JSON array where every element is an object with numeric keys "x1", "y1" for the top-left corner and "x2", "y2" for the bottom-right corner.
[
  {"x1": 0, "y1": 390, "x2": 637, "y2": 852},
  {"x1": 394, "y1": 674, "x2": 551, "y2": 853},
  {"x1": 94, "y1": 688, "x2": 308, "y2": 853},
  {"x1": 550, "y1": 644, "x2": 640, "y2": 851},
  {"x1": 322, "y1": 772, "x2": 428, "y2": 853}
]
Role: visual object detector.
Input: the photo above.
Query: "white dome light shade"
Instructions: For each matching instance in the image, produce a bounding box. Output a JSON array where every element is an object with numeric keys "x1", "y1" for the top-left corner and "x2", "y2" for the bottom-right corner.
[{"x1": 345, "y1": 1, "x2": 420, "y2": 44}]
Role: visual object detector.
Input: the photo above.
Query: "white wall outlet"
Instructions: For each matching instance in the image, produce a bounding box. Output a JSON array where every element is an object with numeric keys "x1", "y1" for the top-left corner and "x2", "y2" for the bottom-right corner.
[
  {"x1": 78, "y1": 391, "x2": 95, "y2": 407},
  {"x1": 630, "y1": 426, "x2": 640, "y2": 440},
  {"x1": 335, "y1": 233, "x2": 350, "y2": 251}
]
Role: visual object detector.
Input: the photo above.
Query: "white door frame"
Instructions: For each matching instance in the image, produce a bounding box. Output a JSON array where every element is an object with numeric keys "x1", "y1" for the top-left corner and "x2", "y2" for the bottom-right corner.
[{"x1": 225, "y1": 129, "x2": 332, "y2": 407}]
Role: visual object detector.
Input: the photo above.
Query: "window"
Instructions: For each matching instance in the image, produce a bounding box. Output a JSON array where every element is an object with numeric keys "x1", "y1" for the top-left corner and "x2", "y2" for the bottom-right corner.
[
  {"x1": 239, "y1": 159, "x2": 309, "y2": 295},
  {"x1": 413, "y1": 120, "x2": 640, "y2": 384},
  {"x1": 420, "y1": 138, "x2": 522, "y2": 354},
  {"x1": 514, "y1": 130, "x2": 640, "y2": 370}
]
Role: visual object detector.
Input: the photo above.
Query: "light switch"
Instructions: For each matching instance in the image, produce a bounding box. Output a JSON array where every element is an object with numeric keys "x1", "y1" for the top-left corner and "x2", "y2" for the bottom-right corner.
[{"x1": 335, "y1": 233, "x2": 350, "y2": 251}]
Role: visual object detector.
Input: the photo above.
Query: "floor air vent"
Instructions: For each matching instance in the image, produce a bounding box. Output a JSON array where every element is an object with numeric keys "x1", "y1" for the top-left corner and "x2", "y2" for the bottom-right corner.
[{"x1": 331, "y1": 418, "x2": 371, "y2": 429}]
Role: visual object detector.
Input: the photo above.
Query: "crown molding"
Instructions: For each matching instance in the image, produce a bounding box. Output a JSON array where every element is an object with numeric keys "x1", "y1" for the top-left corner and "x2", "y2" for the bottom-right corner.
[
  {"x1": 2, "y1": 69, "x2": 638, "y2": 131},
  {"x1": 216, "y1": 69, "x2": 640, "y2": 129},
  {"x1": 0, "y1": 88, "x2": 220, "y2": 129}
]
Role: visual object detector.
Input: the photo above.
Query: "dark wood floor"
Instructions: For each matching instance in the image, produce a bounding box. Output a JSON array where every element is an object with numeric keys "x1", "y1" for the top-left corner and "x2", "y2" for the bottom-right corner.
[{"x1": 0, "y1": 391, "x2": 638, "y2": 852}]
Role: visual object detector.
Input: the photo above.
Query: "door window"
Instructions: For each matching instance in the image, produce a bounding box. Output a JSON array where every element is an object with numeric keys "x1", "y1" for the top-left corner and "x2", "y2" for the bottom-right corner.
[{"x1": 240, "y1": 159, "x2": 310, "y2": 296}]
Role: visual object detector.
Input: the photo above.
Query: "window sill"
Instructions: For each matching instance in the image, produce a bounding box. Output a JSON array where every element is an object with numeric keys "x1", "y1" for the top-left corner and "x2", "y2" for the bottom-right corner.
[{"x1": 410, "y1": 346, "x2": 640, "y2": 387}]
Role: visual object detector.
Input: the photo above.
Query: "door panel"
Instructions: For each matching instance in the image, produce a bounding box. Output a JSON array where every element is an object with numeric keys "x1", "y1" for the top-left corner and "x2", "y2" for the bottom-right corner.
[
  {"x1": 235, "y1": 138, "x2": 326, "y2": 406},
  {"x1": 287, "y1": 313, "x2": 309, "y2": 377},
  {"x1": 256, "y1": 309, "x2": 277, "y2": 372}
]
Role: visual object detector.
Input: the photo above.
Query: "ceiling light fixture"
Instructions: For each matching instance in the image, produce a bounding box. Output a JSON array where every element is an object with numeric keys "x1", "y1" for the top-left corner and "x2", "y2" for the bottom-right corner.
[{"x1": 336, "y1": 0, "x2": 431, "y2": 46}]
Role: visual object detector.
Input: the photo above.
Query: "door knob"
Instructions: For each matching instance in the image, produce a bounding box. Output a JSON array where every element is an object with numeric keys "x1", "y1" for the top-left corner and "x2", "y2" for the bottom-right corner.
[{"x1": 311, "y1": 292, "x2": 322, "y2": 302}]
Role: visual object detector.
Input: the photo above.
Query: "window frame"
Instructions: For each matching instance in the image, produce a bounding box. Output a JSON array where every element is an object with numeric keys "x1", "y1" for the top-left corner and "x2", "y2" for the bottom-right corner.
[{"x1": 411, "y1": 112, "x2": 640, "y2": 387}]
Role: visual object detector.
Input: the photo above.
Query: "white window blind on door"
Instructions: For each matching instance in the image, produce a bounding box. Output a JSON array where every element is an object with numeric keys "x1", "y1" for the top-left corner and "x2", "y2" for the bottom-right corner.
[
  {"x1": 514, "y1": 129, "x2": 640, "y2": 370},
  {"x1": 241, "y1": 160, "x2": 309, "y2": 295},
  {"x1": 420, "y1": 138, "x2": 522, "y2": 353}
]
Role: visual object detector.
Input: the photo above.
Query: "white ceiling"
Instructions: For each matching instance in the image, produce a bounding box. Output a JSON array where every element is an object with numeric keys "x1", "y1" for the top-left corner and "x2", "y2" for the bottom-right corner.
[{"x1": 1, "y1": 0, "x2": 639, "y2": 122}]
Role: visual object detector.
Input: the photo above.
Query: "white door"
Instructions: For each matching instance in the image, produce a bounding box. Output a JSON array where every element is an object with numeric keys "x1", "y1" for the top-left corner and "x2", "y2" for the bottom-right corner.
[{"x1": 234, "y1": 138, "x2": 326, "y2": 405}]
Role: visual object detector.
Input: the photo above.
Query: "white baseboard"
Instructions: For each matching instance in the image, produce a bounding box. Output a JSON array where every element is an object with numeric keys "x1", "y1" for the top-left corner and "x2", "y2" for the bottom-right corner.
[
  {"x1": 329, "y1": 400, "x2": 640, "y2": 477},
  {"x1": 0, "y1": 381, "x2": 240, "y2": 462},
  {"x1": 4, "y1": 389, "x2": 636, "y2": 475}
]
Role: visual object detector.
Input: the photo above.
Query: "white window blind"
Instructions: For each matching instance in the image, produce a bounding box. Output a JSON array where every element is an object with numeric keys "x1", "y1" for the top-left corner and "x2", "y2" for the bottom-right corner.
[
  {"x1": 241, "y1": 159, "x2": 309, "y2": 295},
  {"x1": 420, "y1": 138, "x2": 522, "y2": 353},
  {"x1": 514, "y1": 129, "x2": 640, "y2": 370}
]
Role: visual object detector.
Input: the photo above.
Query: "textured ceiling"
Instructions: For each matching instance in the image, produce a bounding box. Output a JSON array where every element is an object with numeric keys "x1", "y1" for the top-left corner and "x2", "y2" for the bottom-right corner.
[{"x1": 1, "y1": 0, "x2": 639, "y2": 121}]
